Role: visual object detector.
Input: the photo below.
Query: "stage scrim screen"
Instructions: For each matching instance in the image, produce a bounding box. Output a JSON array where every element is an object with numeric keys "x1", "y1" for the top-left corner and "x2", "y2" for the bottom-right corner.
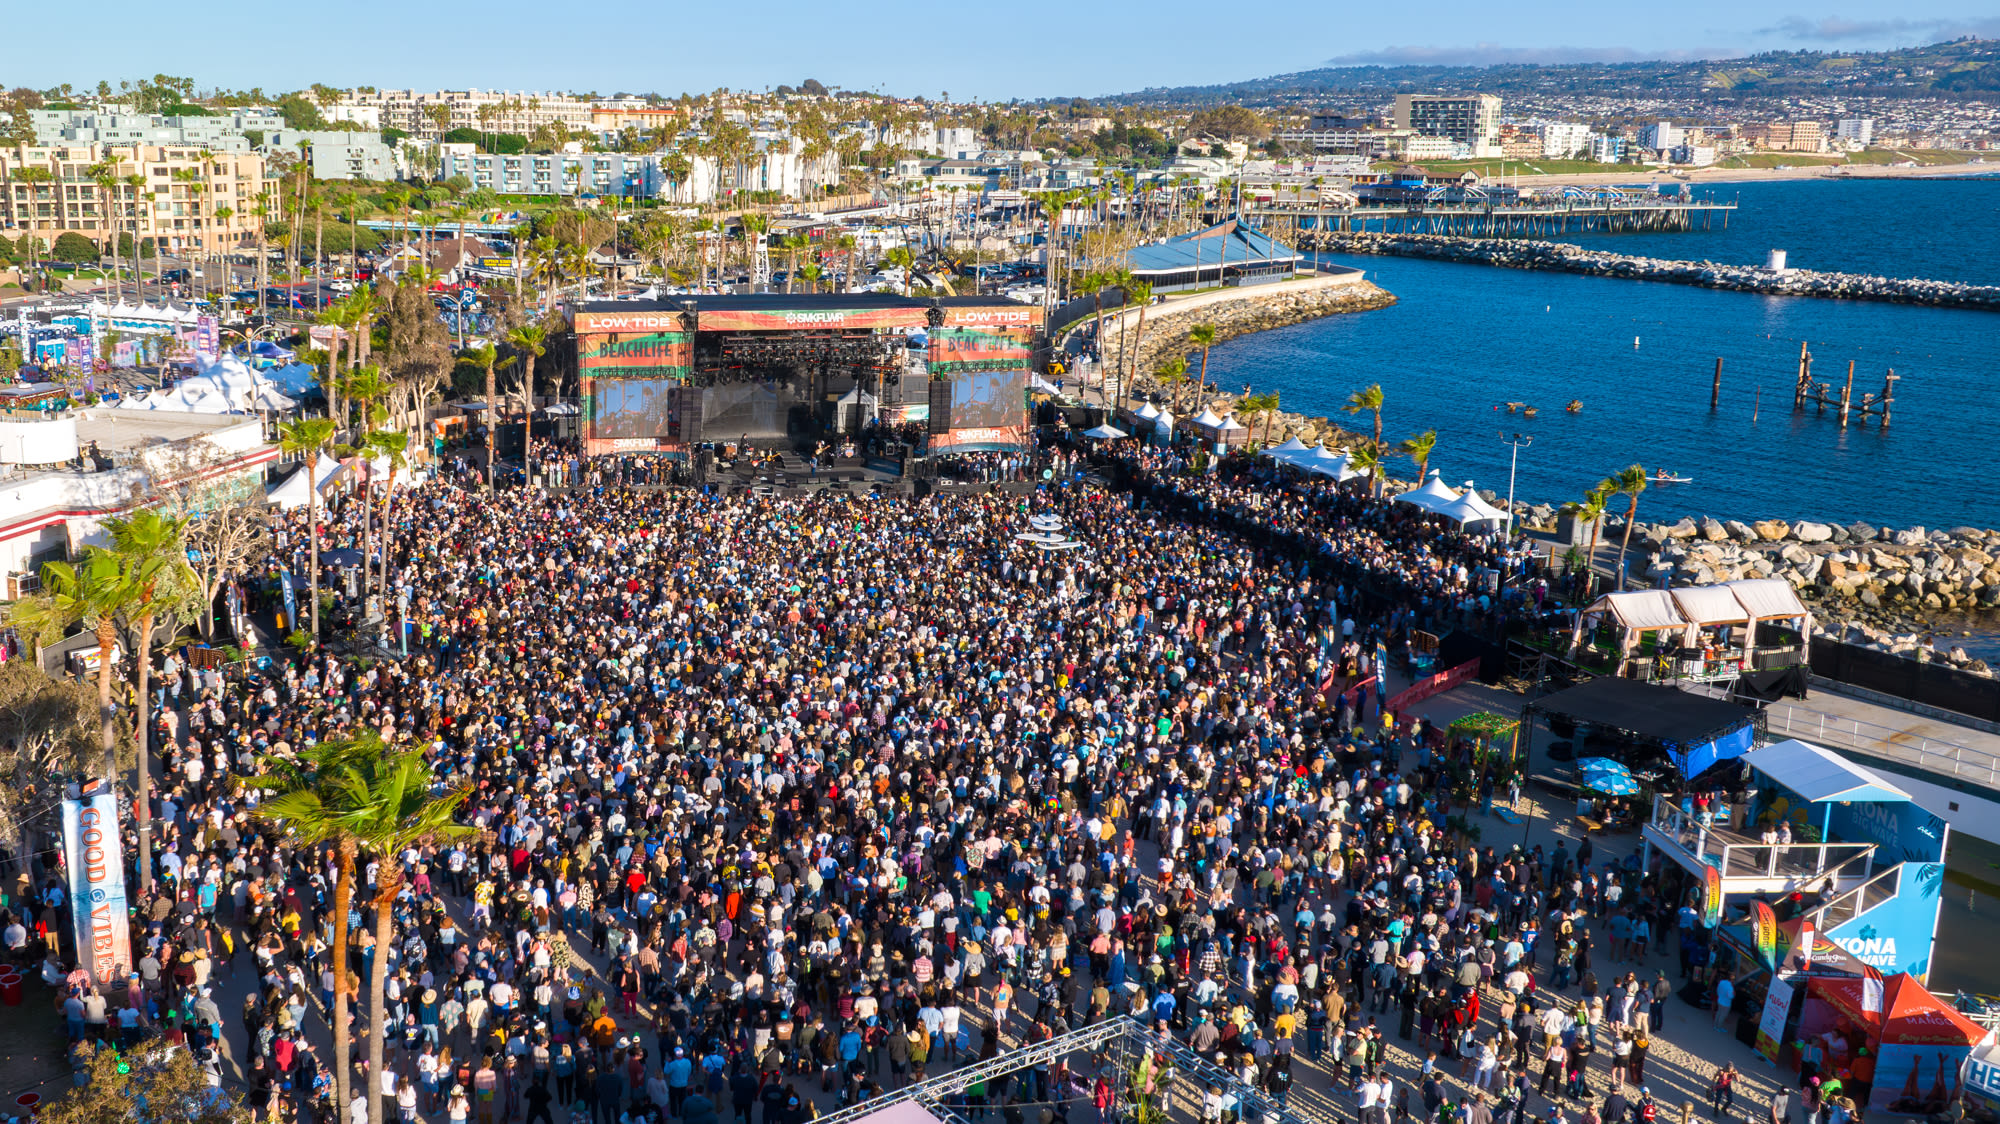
[
  {"x1": 927, "y1": 317, "x2": 1034, "y2": 452},
  {"x1": 575, "y1": 310, "x2": 691, "y2": 454}
]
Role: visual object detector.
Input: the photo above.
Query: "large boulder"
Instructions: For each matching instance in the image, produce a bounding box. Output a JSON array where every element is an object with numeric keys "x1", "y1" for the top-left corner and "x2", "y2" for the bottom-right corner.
[
  {"x1": 1754, "y1": 519, "x2": 1791, "y2": 542},
  {"x1": 1847, "y1": 522, "x2": 1880, "y2": 542},
  {"x1": 1725, "y1": 520, "x2": 1759, "y2": 543},
  {"x1": 1893, "y1": 527, "x2": 1928, "y2": 546},
  {"x1": 1779, "y1": 543, "x2": 1813, "y2": 565},
  {"x1": 1665, "y1": 517, "x2": 1700, "y2": 540},
  {"x1": 1700, "y1": 518, "x2": 1729, "y2": 542},
  {"x1": 1794, "y1": 521, "x2": 1834, "y2": 543}
]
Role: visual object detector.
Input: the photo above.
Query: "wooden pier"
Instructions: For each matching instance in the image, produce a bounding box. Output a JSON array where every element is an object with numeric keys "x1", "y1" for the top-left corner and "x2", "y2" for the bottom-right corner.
[
  {"x1": 1246, "y1": 195, "x2": 1736, "y2": 239},
  {"x1": 1787, "y1": 342, "x2": 1898, "y2": 428}
]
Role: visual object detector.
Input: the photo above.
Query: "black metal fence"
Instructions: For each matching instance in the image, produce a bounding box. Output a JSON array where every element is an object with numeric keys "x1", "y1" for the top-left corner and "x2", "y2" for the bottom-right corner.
[{"x1": 1809, "y1": 637, "x2": 2000, "y2": 723}]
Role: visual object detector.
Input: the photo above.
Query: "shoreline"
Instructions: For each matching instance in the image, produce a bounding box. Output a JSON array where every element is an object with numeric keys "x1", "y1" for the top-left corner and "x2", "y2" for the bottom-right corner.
[
  {"x1": 1302, "y1": 231, "x2": 2000, "y2": 311},
  {"x1": 1489, "y1": 160, "x2": 1997, "y2": 189},
  {"x1": 1097, "y1": 272, "x2": 2000, "y2": 664}
]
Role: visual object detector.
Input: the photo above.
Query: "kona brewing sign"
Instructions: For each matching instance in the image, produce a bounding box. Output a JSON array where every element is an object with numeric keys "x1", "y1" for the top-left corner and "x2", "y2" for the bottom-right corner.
[{"x1": 62, "y1": 788, "x2": 133, "y2": 985}]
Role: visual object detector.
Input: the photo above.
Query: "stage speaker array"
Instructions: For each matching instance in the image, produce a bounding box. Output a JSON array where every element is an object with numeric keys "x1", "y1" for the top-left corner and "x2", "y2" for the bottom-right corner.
[
  {"x1": 672, "y1": 386, "x2": 705, "y2": 442},
  {"x1": 927, "y1": 379, "x2": 952, "y2": 434}
]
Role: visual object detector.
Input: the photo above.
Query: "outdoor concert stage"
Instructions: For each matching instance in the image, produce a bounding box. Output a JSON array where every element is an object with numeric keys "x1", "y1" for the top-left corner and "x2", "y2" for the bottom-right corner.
[{"x1": 573, "y1": 294, "x2": 1041, "y2": 457}]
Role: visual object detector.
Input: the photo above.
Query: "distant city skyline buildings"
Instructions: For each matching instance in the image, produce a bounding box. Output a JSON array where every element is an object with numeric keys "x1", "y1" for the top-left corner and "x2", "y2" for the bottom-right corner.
[{"x1": 7, "y1": 0, "x2": 1999, "y2": 101}]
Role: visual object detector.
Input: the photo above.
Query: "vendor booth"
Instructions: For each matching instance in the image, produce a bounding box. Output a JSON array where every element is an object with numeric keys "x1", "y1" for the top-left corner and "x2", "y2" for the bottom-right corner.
[
  {"x1": 1801, "y1": 972, "x2": 1993, "y2": 1115},
  {"x1": 1397, "y1": 469, "x2": 1461, "y2": 512},
  {"x1": 1569, "y1": 578, "x2": 1812, "y2": 689}
]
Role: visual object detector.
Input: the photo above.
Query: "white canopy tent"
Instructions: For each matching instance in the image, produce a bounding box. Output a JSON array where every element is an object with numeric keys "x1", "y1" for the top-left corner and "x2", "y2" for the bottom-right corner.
[
  {"x1": 1082, "y1": 423, "x2": 1127, "y2": 440},
  {"x1": 1262, "y1": 436, "x2": 1311, "y2": 461},
  {"x1": 1297, "y1": 445, "x2": 1359, "y2": 482},
  {"x1": 1396, "y1": 470, "x2": 1462, "y2": 512},
  {"x1": 1151, "y1": 408, "x2": 1176, "y2": 436},
  {"x1": 1434, "y1": 484, "x2": 1508, "y2": 531},
  {"x1": 1570, "y1": 578, "x2": 1814, "y2": 671}
]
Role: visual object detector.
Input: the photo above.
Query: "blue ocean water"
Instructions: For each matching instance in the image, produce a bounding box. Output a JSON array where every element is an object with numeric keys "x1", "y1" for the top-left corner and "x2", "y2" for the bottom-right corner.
[{"x1": 1208, "y1": 176, "x2": 2000, "y2": 528}]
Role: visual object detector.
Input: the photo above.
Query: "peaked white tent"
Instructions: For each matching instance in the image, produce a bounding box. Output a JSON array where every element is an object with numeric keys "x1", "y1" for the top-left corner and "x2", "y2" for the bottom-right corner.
[
  {"x1": 1434, "y1": 482, "x2": 1508, "y2": 530},
  {"x1": 1151, "y1": 407, "x2": 1175, "y2": 436},
  {"x1": 1083, "y1": 423, "x2": 1128, "y2": 440},
  {"x1": 1189, "y1": 408, "x2": 1226, "y2": 430},
  {"x1": 266, "y1": 455, "x2": 346, "y2": 510},
  {"x1": 1396, "y1": 469, "x2": 1461, "y2": 512},
  {"x1": 1133, "y1": 402, "x2": 1162, "y2": 423},
  {"x1": 1263, "y1": 436, "x2": 1311, "y2": 461}
]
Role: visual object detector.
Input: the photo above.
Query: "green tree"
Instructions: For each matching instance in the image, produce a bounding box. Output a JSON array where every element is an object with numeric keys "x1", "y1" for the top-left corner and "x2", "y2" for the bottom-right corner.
[
  {"x1": 1348, "y1": 444, "x2": 1384, "y2": 497},
  {"x1": 0, "y1": 661, "x2": 97, "y2": 878},
  {"x1": 1187, "y1": 322, "x2": 1217, "y2": 403},
  {"x1": 881, "y1": 245, "x2": 915, "y2": 296},
  {"x1": 1398, "y1": 429, "x2": 1438, "y2": 485},
  {"x1": 462, "y1": 344, "x2": 500, "y2": 491},
  {"x1": 347, "y1": 747, "x2": 475, "y2": 1124},
  {"x1": 248, "y1": 736, "x2": 383, "y2": 1117},
  {"x1": 1564, "y1": 483, "x2": 1615, "y2": 598},
  {"x1": 42, "y1": 1040, "x2": 245, "y2": 1124},
  {"x1": 1608, "y1": 463, "x2": 1649, "y2": 591},
  {"x1": 1119, "y1": 278, "x2": 1154, "y2": 411},
  {"x1": 277, "y1": 419, "x2": 337, "y2": 638},
  {"x1": 505, "y1": 324, "x2": 548, "y2": 486},
  {"x1": 1343, "y1": 383, "x2": 1385, "y2": 449},
  {"x1": 27, "y1": 550, "x2": 130, "y2": 785},
  {"x1": 102, "y1": 509, "x2": 198, "y2": 890},
  {"x1": 1238, "y1": 390, "x2": 1281, "y2": 448},
  {"x1": 1153, "y1": 355, "x2": 1189, "y2": 415},
  {"x1": 51, "y1": 232, "x2": 97, "y2": 263}
]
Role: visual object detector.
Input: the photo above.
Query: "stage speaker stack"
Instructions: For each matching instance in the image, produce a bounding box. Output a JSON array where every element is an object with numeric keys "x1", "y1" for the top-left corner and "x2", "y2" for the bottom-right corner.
[
  {"x1": 673, "y1": 386, "x2": 704, "y2": 443},
  {"x1": 927, "y1": 379, "x2": 952, "y2": 434}
]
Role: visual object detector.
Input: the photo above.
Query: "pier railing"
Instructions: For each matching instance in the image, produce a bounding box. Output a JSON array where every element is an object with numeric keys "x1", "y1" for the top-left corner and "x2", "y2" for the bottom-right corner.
[{"x1": 1767, "y1": 703, "x2": 2000, "y2": 789}]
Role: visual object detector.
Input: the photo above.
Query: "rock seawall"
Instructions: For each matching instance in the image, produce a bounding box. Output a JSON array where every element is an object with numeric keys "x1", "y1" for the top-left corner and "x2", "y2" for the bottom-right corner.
[
  {"x1": 1097, "y1": 279, "x2": 1396, "y2": 401},
  {"x1": 1307, "y1": 232, "x2": 2000, "y2": 312}
]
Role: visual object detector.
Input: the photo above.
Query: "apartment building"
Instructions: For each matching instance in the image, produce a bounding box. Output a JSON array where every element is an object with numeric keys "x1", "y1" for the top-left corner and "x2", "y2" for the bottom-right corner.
[
  {"x1": 441, "y1": 150, "x2": 669, "y2": 199},
  {"x1": 27, "y1": 108, "x2": 285, "y2": 151},
  {"x1": 1391, "y1": 94, "x2": 1503, "y2": 158},
  {"x1": 0, "y1": 144, "x2": 269, "y2": 254},
  {"x1": 260, "y1": 129, "x2": 398, "y2": 181},
  {"x1": 333, "y1": 90, "x2": 594, "y2": 138},
  {"x1": 1746, "y1": 120, "x2": 1826, "y2": 152}
]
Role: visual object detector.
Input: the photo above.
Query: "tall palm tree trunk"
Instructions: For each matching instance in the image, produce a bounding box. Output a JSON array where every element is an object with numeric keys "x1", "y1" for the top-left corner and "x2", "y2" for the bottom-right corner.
[
  {"x1": 308, "y1": 455, "x2": 323, "y2": 636},
  {"x1": 133, "y1": 611, "x2": 154, "y2": 891},
  {"x1": 1616, "y1": 500, "x2": 1641, "y2": 591},
  {"x1": 367, "y1": 879, "x2": 398, "y2": 1124},
  {"x1": 485, "y1": 364, "x2": 497, "y2": 494},
  {"x1": 95, "y1": 617, "x2": 118, "y2": 787},
  {"x1": 331, "y1": 841, "x2": 356, "y2": 1116}
]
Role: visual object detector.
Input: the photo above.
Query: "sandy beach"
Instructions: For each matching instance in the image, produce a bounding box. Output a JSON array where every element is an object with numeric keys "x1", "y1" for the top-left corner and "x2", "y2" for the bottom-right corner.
[{"x1": 1507, "y1": 159, "x2": 1995, "y2": 188}]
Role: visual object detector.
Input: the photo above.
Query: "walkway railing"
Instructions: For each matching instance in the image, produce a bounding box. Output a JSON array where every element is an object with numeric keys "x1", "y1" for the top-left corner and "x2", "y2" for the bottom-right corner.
[
  {"x1": 1648, "y1": 796, "x2": 1876, "y2": 884},
  {"x1": 1766, "y1": 703, "x2": 2000, "y2": 788}
]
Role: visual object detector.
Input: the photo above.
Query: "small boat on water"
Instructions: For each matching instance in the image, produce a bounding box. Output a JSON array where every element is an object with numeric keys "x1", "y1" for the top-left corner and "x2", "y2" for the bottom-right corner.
[
  {"x1": 1522, "y1": 406, "x2": 1539, "y2": 418},
  {"x1": 1504, "y1": 401, "x2": 1525, "y2": 414},
  {"x1": 1652, "y1": 471, "x2": 1693, "y2": 484},
  {"x1": 1566, "y1": 400, "x2": 1582, "y2": 413}
]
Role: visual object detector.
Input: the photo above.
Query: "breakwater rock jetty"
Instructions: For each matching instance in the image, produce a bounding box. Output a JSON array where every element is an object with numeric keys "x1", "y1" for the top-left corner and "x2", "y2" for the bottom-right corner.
[
  {"x1": 1094, "y1": 272, "x2": 1396, "y2": 394},
  {"x1": 1308, "y1": 232, "x2": 2000, "y2": 312}
]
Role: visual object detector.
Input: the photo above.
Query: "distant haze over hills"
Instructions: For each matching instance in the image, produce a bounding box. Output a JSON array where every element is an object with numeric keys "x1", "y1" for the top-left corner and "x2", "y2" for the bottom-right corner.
[{"x1": 1095, "y1": 38, "x2": 2000, "y2": 106}]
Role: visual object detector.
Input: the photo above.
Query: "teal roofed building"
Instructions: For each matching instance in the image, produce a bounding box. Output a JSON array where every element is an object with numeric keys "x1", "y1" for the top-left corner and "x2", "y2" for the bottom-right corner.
[{"x1": 1097, "y1": 218, "x2": 1303, "y2": 293}]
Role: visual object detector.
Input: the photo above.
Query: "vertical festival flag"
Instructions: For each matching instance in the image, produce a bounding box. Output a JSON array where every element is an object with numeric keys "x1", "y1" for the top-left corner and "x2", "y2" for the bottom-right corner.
[
  {"x1": 1861, "y1": 963, "x2": 1885, "y2": 1016},
  {"x1": 1795, "y1": 918, "x2": 1815, "y2": 970},
  {"x1": 1752, "y1": 900, "x2": 1779, "y2": 970},
  {"x1": 61, "y1": 786, "x2": 134, "y2": 985},
  {"x1": 1703, "y1": 864, "x2": 1723, "y2": 926}
]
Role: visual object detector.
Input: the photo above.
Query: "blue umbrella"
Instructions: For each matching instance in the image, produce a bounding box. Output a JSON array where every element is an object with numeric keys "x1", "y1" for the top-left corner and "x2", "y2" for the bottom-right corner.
[
  {"x1": 1577, "y1": 756, "x2": 1626, "y2": 775},
  {"x1": 1584, "y1": 771, "x2": 1640, "y2": 796}
]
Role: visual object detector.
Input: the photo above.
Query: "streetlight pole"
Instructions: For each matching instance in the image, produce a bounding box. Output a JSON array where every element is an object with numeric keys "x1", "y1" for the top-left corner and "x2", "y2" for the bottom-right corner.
[{"x1": 1499, "y1": 431, "x2": 1533, "y2": 543}]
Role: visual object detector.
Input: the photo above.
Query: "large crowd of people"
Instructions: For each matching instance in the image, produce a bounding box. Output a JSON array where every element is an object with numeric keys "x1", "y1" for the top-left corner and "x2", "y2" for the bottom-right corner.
[{"x1": 9, "y1": 433, "x2": 1774, "y2": 1124}]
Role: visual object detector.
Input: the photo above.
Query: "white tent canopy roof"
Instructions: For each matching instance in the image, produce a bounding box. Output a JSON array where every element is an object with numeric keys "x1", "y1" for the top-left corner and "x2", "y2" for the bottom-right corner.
[
  {"x1": 1434, "y1": 483, "x2": 1507, "y2": 528},
  {"x1": 1581, "y1": 589, "x2": 1687, "y2": 632},
  {"x1": 1217, "y1": 414, "x2": 1247, "y2": 431},
  {"x1": 1396, "y1": 469, "x2": 1462, "y2": 512},
  {"x1": 1133, "y1": 401, "x2": 1162, "y2": 421},
  {"x1": 1190, "y1": 408, "x2": 1226, "y2": 429},
  {"x1": 1742, "y1": 740, "x2": 1912, "y2": 803},
  {"x1": 1672, "y1": 585, "x2": 1753, "y2": 626},
  {"x1": 1264, "y1": 436, "x2": 1311, "y2": 459},
  {"x1": 1082, "y1": 423, "x2": 1127, "y2": 439},
  {"x1": 1727, "y1": 578, "x2": 1809, "y2": 621}
]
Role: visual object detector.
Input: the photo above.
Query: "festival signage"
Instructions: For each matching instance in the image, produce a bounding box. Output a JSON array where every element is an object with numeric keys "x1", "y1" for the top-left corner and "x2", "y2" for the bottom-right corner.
[
  {"x1": 1754, "y1": 972, "x2": 1796, "y2": 1062},
  {"x1": 1752, "y1": 900, "x2": 1779, "y2": 970},
  {"x1": 280, "y1": 570, "x2": 298, "y2": 631},
  {"x1": 1703, "y1": 864, "x2": 1723, "y2": 925},
  {"x1": 578, "y1": 330, "x2": 691, "y2": 380},
  {"x1": 695, "y1": 306, "x2": 924, "y2": 332},
  {"x1": 61, "y1": 787, "x2": 133, "y2": 985},
  {"x1": 1795, "y1": 918, "x2": 1815, "y2": 970},
  {"x1": 939, "y1": 304, "x2": 1043, "y2": 329},
  {"x1": 195, "y1": 315, "x2": 219, "y2": 365},
  {"x1": 1384, "y1": 658, "x2": 1482, "y2": 715}
]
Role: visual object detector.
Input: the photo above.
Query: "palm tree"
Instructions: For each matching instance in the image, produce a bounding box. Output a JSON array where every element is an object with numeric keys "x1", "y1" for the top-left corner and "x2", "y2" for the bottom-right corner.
[
  {"x1": 835, "y1": 234, "x2": 858, "y2": 292},
  {"x1": 1188, "y1": 323, "x2": 1217, "y2": 402},
  {"x1": 87, "y1": 163, "x2": 121, "y2": 303},
  {"x1": 248, "y1": 734, "x2": 407, "y2": 1124},
  {"x1": 506, "y1": 324, "x2": 549, "y2": 485},
  {"x1": 364, "y1": 431, "x2": 409, "y2": 601},
  {"x1": 32, "y1": 549, "x2": 130, "y2": 786},
  {"x1": 463, "y1": 344, "x2": 500, "y2": 491},
  {"x1": 797, "y1": 262, "x2": 823, "y2": 294},
  {"x1": 1609, "y1": 463, "x2": 1649, "y2": 591},
  {"x1": 277, "y1": 419, "x2": 337, "y2": 639},
  {"x1": 347, "y1": 748, "x2": 474, "y2": 1124},
  {"x1": 1075, "y1": 271, "x2": 1108, "y2": 375},
  {"x1": 881, "y1": 245, "x2": 915, "y2": 296},
  {"x1": 1120, "y1": 278, "x2": 1154, "y2": 412},
  {"x1": 1343, "y1": 383, "x2": 1386, "y2": 449},
  {"x1": 102, "y1": 509, "x2": 196, "y2": 891},
  {"x1": 1153, "y1": 356, "x2": 1189, "y2": 414},
  {"x1": 1398, "y1": 429, "x2": 1438, "y2": 485},
  {"x1": 1348, "y1": 444, "x2": 1385, "y2": 497},
  {"x1": 779, "y1": 233, "x2": 808, "y2": 293},
  {"x1": 1239, "y1": 390, "x2": 1281, "y2": 448},
  {"x1": 1565, "y1": 484, "x2": 1615, "y2": 598}
]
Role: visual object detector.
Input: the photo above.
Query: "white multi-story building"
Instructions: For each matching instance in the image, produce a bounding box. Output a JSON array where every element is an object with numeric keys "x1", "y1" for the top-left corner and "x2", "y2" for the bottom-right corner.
[
  {"x1": 1637, "y1": 121, "x2": 1685, "y2": 153},
  {"x1": 1392, "y1": 94, "x2": 1502, "y2": 158},
  {"x1": 333, "y1": 90, "x2": 594, "y2": 138},
  {"x1": 27, "y1": 108, "x2": 285, "y2": 151},
  {"x1": 1527, "y1": 121, "x2": 1592, "y2": 158},
  {"x1": 1837, "y1": 118, "x2": 1876, "y2": 146},
  {"x1": 262, "y1": 129, "x2": 397, "y2": 181},
  {"x1": 1589, "y1": 135, "x2": 1627, "y2": 163}
]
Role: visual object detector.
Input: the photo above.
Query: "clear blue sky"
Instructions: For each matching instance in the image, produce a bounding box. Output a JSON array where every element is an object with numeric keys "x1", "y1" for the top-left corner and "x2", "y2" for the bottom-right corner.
[{"x1": 12, "y1": 0, "x2": 2000, "y2": 101}]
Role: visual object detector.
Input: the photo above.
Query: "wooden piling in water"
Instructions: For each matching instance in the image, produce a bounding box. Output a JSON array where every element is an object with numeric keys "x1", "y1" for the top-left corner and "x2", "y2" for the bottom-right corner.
[
  {"x1": 1792, "y1": 341, "x2": 1812, "y2": 411},
  {"x1": 1839, "y1": 361, "x2": 1855, "y2": 428},
  {"x1": 1711, "y1": 358, "x2": 1723, "y2": 410}
]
